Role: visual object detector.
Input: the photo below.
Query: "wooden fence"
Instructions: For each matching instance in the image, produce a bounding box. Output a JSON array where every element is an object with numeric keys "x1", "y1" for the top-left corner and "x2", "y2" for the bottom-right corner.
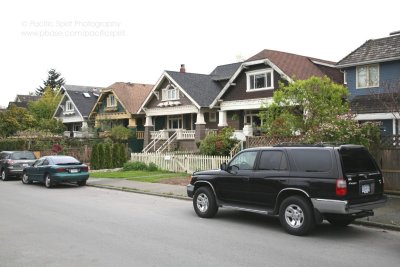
[
  {"x1": 380, "y1": 149, "x2": 400, "y2": 191},
  {"x1": 130, "y1": 153, "x2": 231, "y2": 173}
]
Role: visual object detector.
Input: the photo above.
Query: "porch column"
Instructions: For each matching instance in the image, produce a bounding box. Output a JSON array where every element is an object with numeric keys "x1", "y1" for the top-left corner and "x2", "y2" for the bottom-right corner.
[
  {"x1": 128, "y1": 117, "x2": 137, "y2": 128},
  {"x1": 144, "y1": 116, "x2": 153, "y2": 148},
  {"x1": 195, "y1": 111, "x2": 206, "y2": 142},
  {"x1": 218, "y1": 110, "x2": 228, "y2": 127},
  {"x1": 82, "y1": 121, "x2": 88, "y2": 131}
]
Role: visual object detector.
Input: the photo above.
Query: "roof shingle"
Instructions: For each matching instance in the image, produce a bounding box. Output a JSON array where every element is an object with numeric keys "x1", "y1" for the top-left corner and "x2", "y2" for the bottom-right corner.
[{"x1": 107, "y1": 82, "x2": 153, "y2": 114}]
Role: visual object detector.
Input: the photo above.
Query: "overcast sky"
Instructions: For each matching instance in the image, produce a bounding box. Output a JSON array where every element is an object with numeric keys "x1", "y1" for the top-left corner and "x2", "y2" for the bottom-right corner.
[{"x1": 0, "y1": 0, "x2": 399, "y2": 107}]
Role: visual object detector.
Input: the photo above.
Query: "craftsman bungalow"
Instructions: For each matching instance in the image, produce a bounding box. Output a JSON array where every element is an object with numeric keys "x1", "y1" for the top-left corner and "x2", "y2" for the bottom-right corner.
[
  {"x1": 336, "y1": 31, "x2": 400, "y2": 135},
  {"x1": 88, "y1": 82, "x2": 153, "y2": 141},
  {"x1": 53, "y1": 85, "x2": 102, "y2": 138}
]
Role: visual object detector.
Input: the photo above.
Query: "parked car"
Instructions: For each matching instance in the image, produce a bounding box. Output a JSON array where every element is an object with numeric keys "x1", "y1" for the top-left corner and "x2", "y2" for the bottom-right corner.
[
  {"x1": 187, "y1": 144, "x2": 387, "y2": 236},
  {"x1": 0, "y1": 151, "x2": 37, "y2": 181},
  {"x1": 22, "y1": 155, "x2": 89, "y2": 188}
]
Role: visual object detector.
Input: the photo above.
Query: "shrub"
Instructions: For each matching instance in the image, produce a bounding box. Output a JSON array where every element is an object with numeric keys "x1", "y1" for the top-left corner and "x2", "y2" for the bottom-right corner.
[
  {"x1": 147, "y1": 162, "x2": 158, "y2": 171},
  {"x1": 104, "y1": 143, "x2": 112, "y2": 169},
  {"x1": 123, "y1": 161, "x2": 148, "y2": 171},
  {"x1": 199, "y1": 127, "x2": 238, "y2": 156},
  {"x1": 97, "y1": 143, "x2": 105, "y2": 169},
  {"x1": 112, "y1": 143, "x2": 119, "y2": 168},
  {"x1": 111, "y1": 126, "x2": 132, "y2": 141},
  {"x1": 90, "y1": 143, "x2": 99, "y2": 170},
  {"x1": 118, "y1": 143, "x2": 127, "y2": 166}
]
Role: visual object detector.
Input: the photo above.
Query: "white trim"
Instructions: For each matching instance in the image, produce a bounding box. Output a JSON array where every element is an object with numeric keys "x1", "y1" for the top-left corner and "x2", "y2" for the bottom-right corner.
[
  {"x1": 336, "y1": 56, "x2": 400, "y2": 68},
  {"x1": 355, "y1": 113, "x2": 400, "y2": 120},
  {"x1": 310, "y1": 60, "x2": 336, "y2": 68},
  {"x1": 145, "y1": 105, "x2": 198, "y2": 116},
  {"x1": 246, "y1": 68, "x2": 274, "y2": 91},
  {"x1": 65, "y1": 100, "x2": 74, "y2": 112},
  {"x1": 220, "y1": 98, "x2": 273, "y2": 111},
  {"x1": 343, "y1": 70, "x2": 347, "y2": 85},
  {"x1": 356, "y1": 64, "x2": 379, "y2": 89},
  {"x1": 52, "y1": 91, "x2": 84, "y2": 122},
  {"x1": 210, "y1": 59, "x2": 292, "y2": 108}
]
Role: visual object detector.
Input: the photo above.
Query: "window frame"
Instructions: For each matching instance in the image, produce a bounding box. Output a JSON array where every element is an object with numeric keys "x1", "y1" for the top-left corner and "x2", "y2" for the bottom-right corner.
[
  {"x1": 65, "y1": 100, "x2": 74, "y2": 112},
  {"x1": 167, "y1": 115, "x2": 183, "y2": 129},
  {"x1": 246, "y1": 69, "x2": 274, "y2": 92},
  {"x1": 356, "y1": 64, "x2": 379, "y2": 89},
  {"x1": 107, "y1": 95, "x2": 117, "y2": 107},
  {"x1": 162, "y1": 85, "x2": 180, "y2": 101}
]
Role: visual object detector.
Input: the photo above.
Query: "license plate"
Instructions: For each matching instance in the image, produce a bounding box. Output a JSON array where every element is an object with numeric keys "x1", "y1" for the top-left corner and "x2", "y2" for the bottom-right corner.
[
  {"x1": 361, "y1": 184, "x2": 371, "y2": 194},
  {"x1": 69, "y1": 169, "x2": 79, "y2": 173}
]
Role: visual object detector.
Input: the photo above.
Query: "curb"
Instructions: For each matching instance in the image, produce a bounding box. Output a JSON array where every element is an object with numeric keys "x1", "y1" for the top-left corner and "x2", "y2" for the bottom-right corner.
[
  {"x1": 87, "y1": 183, "x2": 191, "y2": 201},
  {"x1": 354, "y1": 220, "x2": 400, "y2": 232}
]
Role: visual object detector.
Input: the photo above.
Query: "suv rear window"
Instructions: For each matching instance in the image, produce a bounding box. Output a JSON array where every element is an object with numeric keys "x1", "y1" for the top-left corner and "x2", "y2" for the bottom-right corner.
[
  {"x1": 339, "y1": 147, "x2": 378, "y2": 174},
  {"x1": 291, "y1": 149, "x2": 332, "y2": 172},
  {"x1": 11, "y1": 152, "x2": 36, "y2": 160}
]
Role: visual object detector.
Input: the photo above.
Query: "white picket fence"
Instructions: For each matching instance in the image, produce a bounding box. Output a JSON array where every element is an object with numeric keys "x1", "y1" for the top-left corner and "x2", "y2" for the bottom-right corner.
[{"x1": 130, "y1": 153, "x2": 231, "y2": 173}]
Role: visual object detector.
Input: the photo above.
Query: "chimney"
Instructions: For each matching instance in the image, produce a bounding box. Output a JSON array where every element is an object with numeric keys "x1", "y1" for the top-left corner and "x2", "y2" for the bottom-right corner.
[{"x1": 180, "y1": 64, "x2": 186, "y2": 73}]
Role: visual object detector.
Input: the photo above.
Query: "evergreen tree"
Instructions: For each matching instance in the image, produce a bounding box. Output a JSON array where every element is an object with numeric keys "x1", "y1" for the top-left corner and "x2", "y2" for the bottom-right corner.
[
  {"x1": 118, "y1": 143, "x2": 127, "y2": 166},
  {"x1": 36, "y1": 69, "x2": 65, "y2": 95},
  {"x1": 90, "y1": 144, "x2": 99, "y2": 170},
  {"x1": 104, "y1": 143, "x2": 112, "y2": 169},
  {"x1": 112, "y1": 143, "x2": 119, "y2": 168},
  {"x1": 97, "y1": 143, "x2": 105, "y2": 169}
]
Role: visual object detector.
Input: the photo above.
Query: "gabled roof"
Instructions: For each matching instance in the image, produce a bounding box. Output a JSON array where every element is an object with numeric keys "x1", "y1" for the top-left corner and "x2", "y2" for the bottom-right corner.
[
  {"x1": 337, "y1": 34, "x2": 400, "y2": 68},
  {"x1": 210, "y1": 62, "x2": 242, "y2": 81},
  {"x1": 15, "y1": 95, "x2": 40, "y2": 103},
  {"x1": 246, "y1": 49, "x2": 340, "y2": 81},
  {"x1": 165, "y1": 71, "x2": 224, "y2": 107},
  {"x1": 67, "y1": 90, "x2": 99, "y2": 117},
  {"x1": 103, "y1": 82, "x2": 153, "y2": 114}
]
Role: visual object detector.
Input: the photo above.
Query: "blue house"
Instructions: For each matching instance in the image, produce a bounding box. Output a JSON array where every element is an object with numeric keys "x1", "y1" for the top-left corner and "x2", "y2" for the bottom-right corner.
[{"x1": 336, "y1": 32, "x2": 400, "y2": 135}]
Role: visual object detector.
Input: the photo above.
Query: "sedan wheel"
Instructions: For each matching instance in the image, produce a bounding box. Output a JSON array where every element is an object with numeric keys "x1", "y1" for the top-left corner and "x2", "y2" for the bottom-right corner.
[
  {"x1": 1, "y1": 170, "x2": 7, "y2": 181},
  {"x1": 44, "y1": 174, "x2": 52, "y2": 188},
  {"x1": 22, "y1": 173, "x2": 31, "y2": 184}
]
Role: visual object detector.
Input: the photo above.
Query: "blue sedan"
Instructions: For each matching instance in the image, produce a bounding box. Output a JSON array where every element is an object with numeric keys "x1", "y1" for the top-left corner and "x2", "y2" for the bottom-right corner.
[{"x1": 22, "y1": 155, "x2": 89, "y2": 188}]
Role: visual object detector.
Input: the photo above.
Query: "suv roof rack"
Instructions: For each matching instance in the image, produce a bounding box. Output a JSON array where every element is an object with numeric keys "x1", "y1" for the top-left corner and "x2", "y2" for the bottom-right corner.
[{"x1": 273, "y1": 142, "x2": 344, "y2": 147}]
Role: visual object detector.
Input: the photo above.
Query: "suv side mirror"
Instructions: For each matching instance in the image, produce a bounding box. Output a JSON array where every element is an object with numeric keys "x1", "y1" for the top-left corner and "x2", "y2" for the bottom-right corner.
[{"x1": 220, "y1": 162, "x2": 227, "y2": 171}]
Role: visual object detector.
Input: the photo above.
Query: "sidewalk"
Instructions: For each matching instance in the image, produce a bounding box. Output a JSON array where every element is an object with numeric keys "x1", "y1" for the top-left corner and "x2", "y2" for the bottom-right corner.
[{"x1": 87, "y1": 178, "x2": 400, "y2": 231}]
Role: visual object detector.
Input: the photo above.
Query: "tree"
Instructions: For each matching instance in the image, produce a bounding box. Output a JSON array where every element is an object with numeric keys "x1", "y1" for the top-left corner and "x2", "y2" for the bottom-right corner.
[
  {"x1": 0, "y1": 105, "x2": 36, "y2": 137},
  {"x1": 28, "y1": 87, "x2": 65, "y2": 133},
  {"x1": 104, "y1": 143, "x2": 112, "y2": 169},
  {"x1": 36, "y1": 69, "x2": 65, "y2": 95},
  {"x1": 97, "y1": 143, "x2": 105, "y2": 169},
  {"x1": 199, "y1": 127, "x2": 238, "y2": 156},
  {"x1": 260, "y1": 76, "x2": 349, "y2": 136},
  {"x1": 90, "y1": 144, "x2": 99, "y2": 170}
]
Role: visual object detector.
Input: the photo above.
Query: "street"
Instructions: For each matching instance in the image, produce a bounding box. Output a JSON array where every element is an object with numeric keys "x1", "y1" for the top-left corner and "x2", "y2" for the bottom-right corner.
[{"x1": 1, "y1": 180, "x2": 400, "y2": 267}]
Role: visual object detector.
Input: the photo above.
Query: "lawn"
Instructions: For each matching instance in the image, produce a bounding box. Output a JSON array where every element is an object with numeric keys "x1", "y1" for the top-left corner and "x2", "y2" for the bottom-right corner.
[{"x1": 89, "y1": 170, "x2": 190, "y2": 183}]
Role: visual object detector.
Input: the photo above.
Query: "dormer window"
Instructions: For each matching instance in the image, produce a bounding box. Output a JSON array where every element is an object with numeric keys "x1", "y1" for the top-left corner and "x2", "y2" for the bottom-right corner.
[
  {"x1": 246, "y1": 69, "x2": 274, "y2": 91},
  {"x1": 107, "y1": 95, "x2": 117, "y2": 107},
  {"x1": 356, "y1": 64, "x2": 379, "y2": 88},
  {"x1": 162, "y1": 85, "x2": 179, "y2": 101},
  {"x1": 65, "y1": 100, "x2": 73, "y2": 112}
]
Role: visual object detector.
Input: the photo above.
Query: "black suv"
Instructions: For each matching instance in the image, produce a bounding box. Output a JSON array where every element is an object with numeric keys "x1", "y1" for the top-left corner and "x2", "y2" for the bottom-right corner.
[
  {"x1": 187, "y1": 144, "x2": 387, "y2": 235},
  {"x1": 0, "y1": 151, "x2": 37, "y2": 181}
]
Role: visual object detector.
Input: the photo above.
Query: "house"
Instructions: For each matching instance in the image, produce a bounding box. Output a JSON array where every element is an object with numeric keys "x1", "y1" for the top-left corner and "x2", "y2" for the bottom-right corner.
[
  {"x1": 88, "y1": 82, "x2": 153, "y2": 147},
  {"x1": 139, "y1": 63, "x2": 241, "y2": 152},
  {"x1": 53, "y1": 85, "x2": 103, "y2": 138},
  {"x1": 336, "y1": 31, "x2": 400, "y2": 135},
  {"x1": 210, "y1": 49, "x2": 344, "y2": 139},
  {"x1": 8, "y1": 94, "x2": 40, "y2": 109}
]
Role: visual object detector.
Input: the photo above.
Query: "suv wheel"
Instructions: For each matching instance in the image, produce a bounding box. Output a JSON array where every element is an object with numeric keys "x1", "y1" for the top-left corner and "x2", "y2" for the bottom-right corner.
[
  {"x1": 325, "y1": 215, "x2": 354, "y2": 227},
  {"x1": 279, "y1": 196, "x2": 315, "y2": 236},
  {"x1": 193, "y1": 187, "x2": 218, "y2": 218},
  {"x1": 1, "y1": 170, "x2": 7, "y2": 181}
]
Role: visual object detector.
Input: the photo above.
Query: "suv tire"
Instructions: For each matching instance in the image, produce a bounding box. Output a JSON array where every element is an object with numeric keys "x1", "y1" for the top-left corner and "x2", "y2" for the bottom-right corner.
[
  {"x1": 325, "y1": 215, "x2": 354, "y2": 227},
  {"x1": 193, "y1": 187, "x2": 218, "y2": 218},
  {"x1": 279, "y1": 196, "x2": 315, "y2": 236}
]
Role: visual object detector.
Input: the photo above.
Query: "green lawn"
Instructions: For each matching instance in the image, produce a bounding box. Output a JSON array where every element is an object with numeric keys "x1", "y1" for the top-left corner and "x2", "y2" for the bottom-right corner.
[{"x1": 89, "y1": 170, "x2": 189, "y2": 183}]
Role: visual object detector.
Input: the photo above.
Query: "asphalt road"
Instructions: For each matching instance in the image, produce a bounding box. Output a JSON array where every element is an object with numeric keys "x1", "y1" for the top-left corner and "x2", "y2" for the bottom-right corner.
[{"x1": 1, "y1": 180, "x2": 400, "y2": 267}]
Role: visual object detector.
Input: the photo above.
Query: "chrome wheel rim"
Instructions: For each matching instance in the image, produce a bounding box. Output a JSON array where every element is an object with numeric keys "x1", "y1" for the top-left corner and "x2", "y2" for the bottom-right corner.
[
  {"x1": 196, "y1": 193, "x2": 209, "y2": 213},
  {"x1": 285, "y1": 204, "x2": 304, "y2": 228},
  {"x1": 22, "y1": 174, "x2": 29, "y2": 183}
]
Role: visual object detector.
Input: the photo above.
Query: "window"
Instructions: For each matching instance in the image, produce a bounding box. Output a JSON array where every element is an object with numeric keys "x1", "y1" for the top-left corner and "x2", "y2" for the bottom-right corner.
[
  {"x1": 167, "y1": 115, "x2": 183, "y2": 129},
  {"x1": 356, "y1": 65, "x2": 379, "y2": 88},
  {"x1": 245, "y1": 110, "x2": 262, "y2": 127},
  {"x1": 291, "y1": 149, "x2": 332, "y2": 172},
  {"x1": 339, "y1": 147, "x2": 378, "y2": 174},
  {"x1": 209, "y1": 112, "x2": 216, "y2": 122},
  {"x1": 258, "y1": 151, "x2": 288, "y2": 170},
  {"x1": 65, "y1": 101, "x2": 73, "y2": 112},
  {"x1": 246, "y1": 69, "x2": 274, "y2": 91},
  {"x1": 107, "y1": 95, "x2": 117, "y2": 107},
  {"x1": 229, "y1": 151, "x2": 258, "y2": 170},
  {"x1": 162, "y1": 85, "x2": 179, "y2": 101}
]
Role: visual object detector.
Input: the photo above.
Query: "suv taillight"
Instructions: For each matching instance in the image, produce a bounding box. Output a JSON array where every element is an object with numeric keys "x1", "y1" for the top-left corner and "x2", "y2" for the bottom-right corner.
[{"x1": 336, "y1": 178, "x2": 347, "y2": 196}]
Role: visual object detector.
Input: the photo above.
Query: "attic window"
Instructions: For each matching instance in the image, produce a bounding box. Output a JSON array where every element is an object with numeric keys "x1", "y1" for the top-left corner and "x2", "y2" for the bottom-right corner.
[
  {"x1": 162, "y1": 85, "x2": 179, "y2": 101},
  {"x1": 107, "y1": 95, "x2": 117, "y2": 107},
  {"x1": 83, "y1": 92, "x2": 90, "y2": 98},
  {"x1": 246, "y1": 69, "x2": 274, "y2": 91},
  {"x1": 65, "y1": 100, "x2": 73, "y2": 112}
]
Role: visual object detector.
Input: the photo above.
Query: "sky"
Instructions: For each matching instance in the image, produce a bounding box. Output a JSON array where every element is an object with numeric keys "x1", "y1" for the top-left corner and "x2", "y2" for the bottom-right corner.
[{"x1": 0, "y1": 0, "x2": 399, "y2": 107}]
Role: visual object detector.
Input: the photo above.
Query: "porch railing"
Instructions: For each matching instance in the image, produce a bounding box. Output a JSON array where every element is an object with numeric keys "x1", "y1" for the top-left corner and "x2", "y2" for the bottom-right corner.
[
  {"x1": 136, "y1": 131, "x2": 144, "y2": 140},
  {"x1": 177, "y1": 129, "x2": 195, "y2": 140}
]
